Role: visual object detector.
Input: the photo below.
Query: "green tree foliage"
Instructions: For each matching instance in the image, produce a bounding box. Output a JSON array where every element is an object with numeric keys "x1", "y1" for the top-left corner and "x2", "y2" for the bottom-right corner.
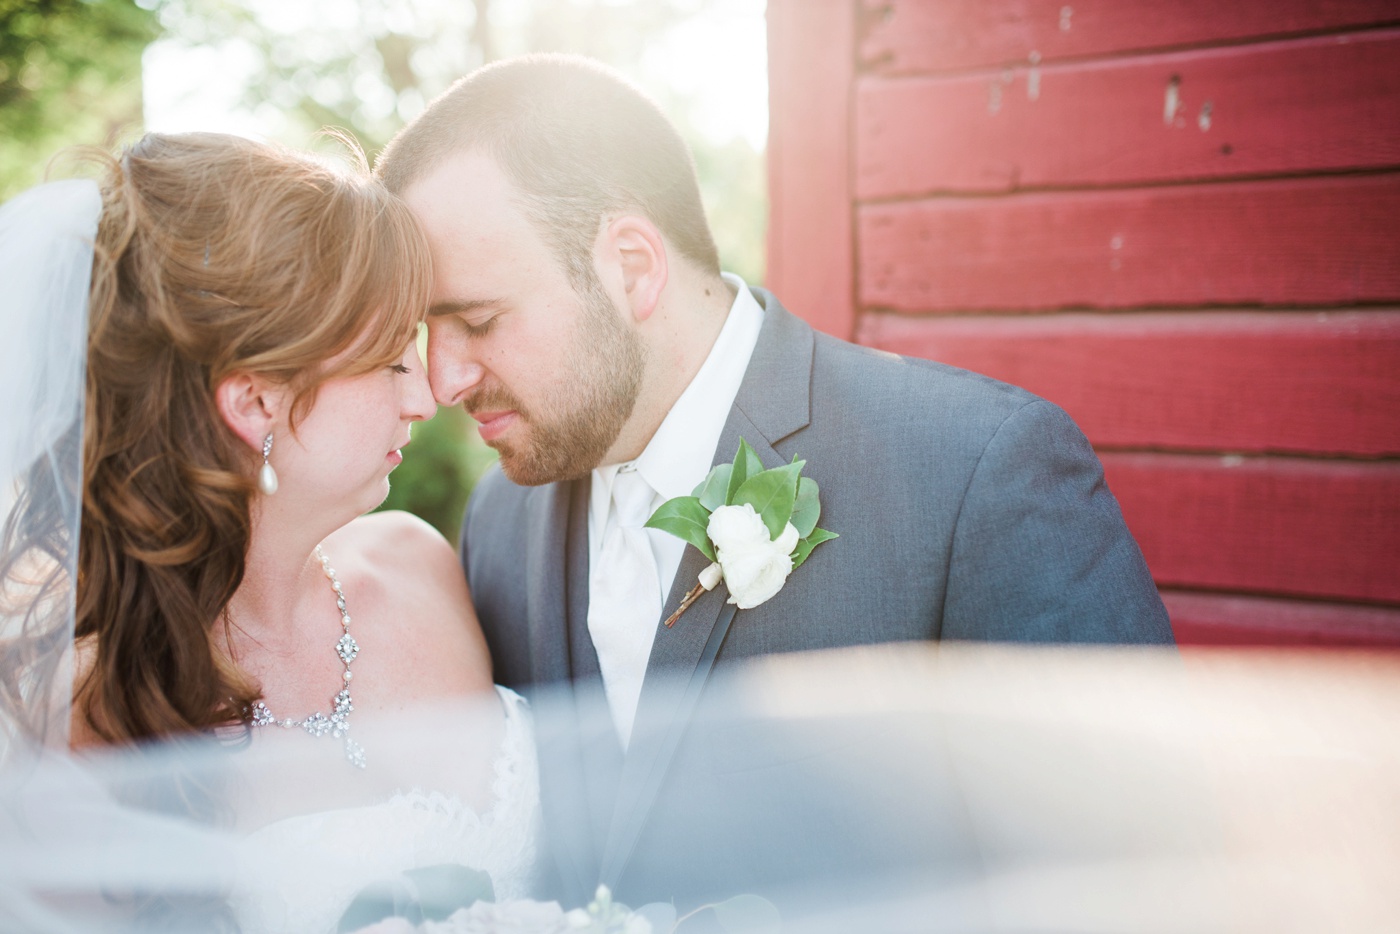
[
  {"x1": 0, "y1": 0, "x2": 157, "y2": 199},
  {"x1": 694, "y1": 133, "x2": 765, "y2": 286}
]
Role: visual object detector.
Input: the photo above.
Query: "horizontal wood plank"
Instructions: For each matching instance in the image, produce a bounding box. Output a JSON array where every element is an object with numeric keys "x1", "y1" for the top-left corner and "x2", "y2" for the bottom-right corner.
[
  {"x1": 1102, "y1": 453, "x2": 1400, "y2": 604},
  {"x1": 858, "y1": 174, "x2": 1400, "y2": 311},
  {"x1": 857, "y1": 30, "x2": 1400, "y2": 197},
  {"x1": 857, "y1": 310, "x2": 1400, "y2": 457},
  {"x1": 1162, "y1": 590, "x2": 1400, "y2": 647},
  {"x1": 859, "y1": 0, "x2": 1400, "y2": 74},
  {"x1": 766, "y1": 0, "x2": 858, "y2": 338}
]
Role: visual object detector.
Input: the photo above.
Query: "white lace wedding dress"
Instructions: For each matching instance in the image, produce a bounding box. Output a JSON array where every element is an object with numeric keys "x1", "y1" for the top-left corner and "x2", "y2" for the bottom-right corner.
[{"x1": 228, "y1": 686, "x2": 542, "y2": 934}]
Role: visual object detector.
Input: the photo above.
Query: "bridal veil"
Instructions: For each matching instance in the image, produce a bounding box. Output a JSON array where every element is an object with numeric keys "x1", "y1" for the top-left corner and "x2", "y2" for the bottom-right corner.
[{"x1": 0, "y1": 177, "x2": 99, "y2": 754}]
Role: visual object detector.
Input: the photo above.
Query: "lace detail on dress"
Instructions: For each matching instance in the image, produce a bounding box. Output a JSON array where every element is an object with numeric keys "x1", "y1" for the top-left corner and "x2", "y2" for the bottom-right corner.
[
  {"x1": 229, "y1": 686, "x2": 542, "y2": 934},
  {"x1": 387, "y1": 685, "x2": 535, "y2": 835}
]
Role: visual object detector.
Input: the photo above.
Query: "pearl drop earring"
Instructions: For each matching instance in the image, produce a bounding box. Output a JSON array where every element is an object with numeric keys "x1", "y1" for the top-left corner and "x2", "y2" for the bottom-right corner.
[{"x1": 258, "y1": 432, "x2": 279, "y2": 495}]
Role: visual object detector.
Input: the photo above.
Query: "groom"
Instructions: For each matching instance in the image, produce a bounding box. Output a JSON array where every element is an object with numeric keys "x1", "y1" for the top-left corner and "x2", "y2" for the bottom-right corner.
[{"x1": 377, "y1": 54, "x2": 1173, "y2": 905}]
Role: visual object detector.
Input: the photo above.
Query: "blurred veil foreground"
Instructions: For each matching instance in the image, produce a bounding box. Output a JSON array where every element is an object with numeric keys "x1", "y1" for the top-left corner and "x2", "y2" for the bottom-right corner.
[{"x1": 3, "y1": 640, "x2": 1398, "y2": 933}]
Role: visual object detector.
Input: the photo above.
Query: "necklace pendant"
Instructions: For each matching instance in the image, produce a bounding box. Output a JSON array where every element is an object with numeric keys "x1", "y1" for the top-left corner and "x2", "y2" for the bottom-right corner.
[
  {"x1": 345, "y1": 737, "x2": 366, "y2": 769},
  {"x1": 245, "y1": 547, "x2": 366, "y2": 768},
  {"x1": 303, "y1": 713, "x2": 332, "y2": 737}
]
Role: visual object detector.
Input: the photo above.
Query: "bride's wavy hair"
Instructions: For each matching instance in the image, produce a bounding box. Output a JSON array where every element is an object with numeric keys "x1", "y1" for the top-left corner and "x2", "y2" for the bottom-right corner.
[{"x1": 69, "y1": 131, "x2": 431, "y2": 745}]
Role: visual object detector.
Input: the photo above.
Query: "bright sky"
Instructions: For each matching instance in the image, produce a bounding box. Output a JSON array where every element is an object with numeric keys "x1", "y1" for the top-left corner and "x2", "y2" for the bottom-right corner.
[{"x1": 143, "y1": 0, "x2": 769, "y2": 150}]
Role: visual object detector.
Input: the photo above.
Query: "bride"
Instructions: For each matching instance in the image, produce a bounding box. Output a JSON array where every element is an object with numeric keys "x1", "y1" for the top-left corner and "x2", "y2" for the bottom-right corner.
[{"x1": 0, "y1": 132, "x2": 541, "y2": 932}]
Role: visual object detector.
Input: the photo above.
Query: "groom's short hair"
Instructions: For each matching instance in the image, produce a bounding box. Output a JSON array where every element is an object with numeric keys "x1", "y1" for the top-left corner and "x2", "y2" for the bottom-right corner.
[{"x1": 376, "y1": 54, "x2": 721, "y2": 287}]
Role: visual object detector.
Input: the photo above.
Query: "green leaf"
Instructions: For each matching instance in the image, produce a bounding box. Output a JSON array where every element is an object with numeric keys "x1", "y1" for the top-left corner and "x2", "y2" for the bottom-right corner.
[
  {"x1": 644, "y1": 496, "x2": 715, "y2": 561},
  {"x1": 712, "y1": 893, "x2": 782, "y2": 933},
  {"x1": 791, "y1": 527, "x2": 838, "y2": 569},
  {"x1": 734, "y1": 462, "x2": 802, "y2": 539},
  {"x1": 692, "y1": 463, "x2": 733, "y2": 512},
  {"x1": 791, "y1": 476, "x2": 821, "y2": 538},
  {"x1": 725, "y1": 438, "x2": 764, "y2": 505}
]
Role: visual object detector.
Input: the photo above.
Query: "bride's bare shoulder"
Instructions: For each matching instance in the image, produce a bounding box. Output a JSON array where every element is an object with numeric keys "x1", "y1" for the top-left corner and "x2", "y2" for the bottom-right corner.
[
  {"x1": 321, "y1": 511, "x2": 483, "y2": 650},
  {"x1": 327, "y1": 511, "x2": 460, "y2": 581}
]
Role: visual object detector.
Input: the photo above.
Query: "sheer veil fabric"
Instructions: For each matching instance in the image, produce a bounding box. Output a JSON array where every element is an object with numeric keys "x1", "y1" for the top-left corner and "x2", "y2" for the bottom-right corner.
[
  {"x1": 0, "y1": 178, "x2": 100, "y2": 757},
  {"x1": 4, "y1": 641, "x2": 1400, "y2": 933}
]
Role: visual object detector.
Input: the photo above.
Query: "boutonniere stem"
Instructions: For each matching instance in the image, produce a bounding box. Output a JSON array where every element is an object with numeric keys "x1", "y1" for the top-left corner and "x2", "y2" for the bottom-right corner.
[
  {"x1": 663, "y1": 562, "x2": 724, "y2": 629},
  {"x1": 647, "y1": 439, "x2": 837, "y2": 629}
]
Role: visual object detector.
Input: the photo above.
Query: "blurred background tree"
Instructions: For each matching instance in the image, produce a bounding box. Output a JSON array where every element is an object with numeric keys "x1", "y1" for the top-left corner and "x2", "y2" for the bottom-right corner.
[
  {"x1": 0, "y1": 0, "x2": 157, "y2": 194},
  {"x1": 1, "y1": 0, "x2": 767, "y2": 542}
]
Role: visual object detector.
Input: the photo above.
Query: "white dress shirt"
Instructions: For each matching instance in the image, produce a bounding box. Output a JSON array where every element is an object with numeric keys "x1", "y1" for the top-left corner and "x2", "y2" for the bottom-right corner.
[{"x1": 587, "y1": 273, "x2": 764, "y2": 746}]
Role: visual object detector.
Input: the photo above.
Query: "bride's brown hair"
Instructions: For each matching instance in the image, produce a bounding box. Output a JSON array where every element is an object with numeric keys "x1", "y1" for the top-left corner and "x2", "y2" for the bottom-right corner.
[{"x1": 74, "y1": 132, "x2": 431, "y2": 744}]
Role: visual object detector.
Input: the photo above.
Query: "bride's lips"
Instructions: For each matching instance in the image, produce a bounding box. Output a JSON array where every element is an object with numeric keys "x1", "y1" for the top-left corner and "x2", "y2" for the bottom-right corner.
[
  {"x1": 386, "y1": 437, "x2": 411, "y2": 467},
  {"x1": 471, "y1": 409, "x2": 517, "y2": 442}
]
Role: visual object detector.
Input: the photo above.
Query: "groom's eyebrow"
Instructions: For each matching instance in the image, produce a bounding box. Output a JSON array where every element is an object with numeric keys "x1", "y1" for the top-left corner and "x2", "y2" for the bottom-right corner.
[{"x1": 428, "y1": 298, "x2": 502, "y2": 317}]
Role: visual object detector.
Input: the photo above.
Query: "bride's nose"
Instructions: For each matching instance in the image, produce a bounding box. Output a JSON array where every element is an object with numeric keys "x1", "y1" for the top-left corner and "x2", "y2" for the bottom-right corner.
[{"x1": 401, "y1": 360, "x2": 436, "y2": 422}]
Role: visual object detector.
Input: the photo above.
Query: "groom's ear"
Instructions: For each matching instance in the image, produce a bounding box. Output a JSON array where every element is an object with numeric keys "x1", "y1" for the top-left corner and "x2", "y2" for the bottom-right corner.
[
  {"x1": 215, "y1": 371, "x2": 286, "y2": 453},
  {"x1": 604, "y1": 214, "x2": 667, "y2": 324}
]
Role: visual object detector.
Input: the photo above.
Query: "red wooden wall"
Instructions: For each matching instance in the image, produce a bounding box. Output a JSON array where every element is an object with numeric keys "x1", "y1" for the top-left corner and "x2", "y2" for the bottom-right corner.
[{"x1": 766, "y1": 0, "x2": 1400, "y2": 646}]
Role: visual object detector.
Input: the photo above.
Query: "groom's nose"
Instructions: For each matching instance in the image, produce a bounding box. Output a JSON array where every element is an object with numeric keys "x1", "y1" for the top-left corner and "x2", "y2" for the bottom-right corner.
[{"x1": 425, "y1": 334, "x2": 486, "y2": 407}]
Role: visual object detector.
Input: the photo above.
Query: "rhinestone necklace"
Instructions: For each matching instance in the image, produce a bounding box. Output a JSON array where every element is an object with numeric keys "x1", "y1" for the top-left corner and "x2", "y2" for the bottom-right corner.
[{"x1": 248, "y1": 546, "x2": 365, "y2": 769}]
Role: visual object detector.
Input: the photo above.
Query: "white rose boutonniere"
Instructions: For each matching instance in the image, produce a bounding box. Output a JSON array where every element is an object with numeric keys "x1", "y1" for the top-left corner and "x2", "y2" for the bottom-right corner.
[
  {"x1": 645, "y1": 438, "x2": 838, "y2": 627},
  {"x1": 707, "y1": 504, "x2": 800, "y2": 609}
]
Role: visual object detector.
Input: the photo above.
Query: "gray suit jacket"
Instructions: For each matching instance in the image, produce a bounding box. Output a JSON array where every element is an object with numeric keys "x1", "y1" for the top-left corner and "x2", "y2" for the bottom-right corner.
[{"x1": 461, "y1": 288, "x2": 1172, "y2": 904}]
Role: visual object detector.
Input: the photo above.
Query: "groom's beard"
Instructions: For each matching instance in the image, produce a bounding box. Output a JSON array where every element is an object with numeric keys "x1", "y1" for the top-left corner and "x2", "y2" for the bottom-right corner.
[{"x1": 469, "y1": 275, "x2": 645, "y2": 486}]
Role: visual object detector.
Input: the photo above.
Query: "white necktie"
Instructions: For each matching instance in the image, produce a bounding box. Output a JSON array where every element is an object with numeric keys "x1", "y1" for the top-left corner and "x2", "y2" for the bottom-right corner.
[{"x1": 588, "y1": 468, "x2": 663, "y2": 747}]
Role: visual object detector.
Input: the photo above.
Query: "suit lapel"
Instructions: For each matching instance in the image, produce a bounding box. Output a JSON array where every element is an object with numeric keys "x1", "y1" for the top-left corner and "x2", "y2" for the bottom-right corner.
[
  {"x1": 563, "y1": 476, "x2": 625, "y2": 881},
  {"x1": 523, "y1": 482, "x2": 572, "y2": 685},
  {"x1": 565, "y1": 478, "x2": 602, "y2": 681},
  {"x1": 598, "y1": 292, "x2": 816, "y2": 886},
  {"x1": 522, "y1": 479, "x2": 609, "y2": 901}
]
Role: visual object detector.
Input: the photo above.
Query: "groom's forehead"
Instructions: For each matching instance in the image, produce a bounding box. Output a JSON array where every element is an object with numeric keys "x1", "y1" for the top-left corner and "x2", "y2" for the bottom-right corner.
[
  {"x1": 406, "y1": 157, "x2": 546, "y2": 256},
  {"x1": 405, "y1": 151, "x2": 520, "y2": 226}
]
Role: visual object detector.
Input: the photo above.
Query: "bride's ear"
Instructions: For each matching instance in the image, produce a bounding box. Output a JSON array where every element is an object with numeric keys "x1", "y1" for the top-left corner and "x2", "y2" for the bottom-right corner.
[{"x1": 215, "y1": 372, "x2": 285, "y2": 453}]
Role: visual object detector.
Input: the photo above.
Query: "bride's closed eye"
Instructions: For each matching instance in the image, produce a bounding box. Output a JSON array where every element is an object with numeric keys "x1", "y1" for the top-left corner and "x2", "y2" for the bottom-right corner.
[{"x1": 390, "y1": 363, "x2": 411, "y2": 374}]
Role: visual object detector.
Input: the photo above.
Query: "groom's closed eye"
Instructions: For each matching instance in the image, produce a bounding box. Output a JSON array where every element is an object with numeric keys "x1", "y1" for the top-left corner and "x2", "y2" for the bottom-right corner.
[
  {"x1": 428, "y1": 297, "x2": 502, "y2": 318},
  {"x1": 429, "y1": 298, "x2": 503, "y2": 339},
  {"x1": 460, "y1": 316, "x2": 497, "y2": 338}
]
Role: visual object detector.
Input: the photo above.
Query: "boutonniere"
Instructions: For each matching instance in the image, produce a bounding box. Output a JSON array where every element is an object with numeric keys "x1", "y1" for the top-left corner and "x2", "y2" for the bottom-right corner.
[{"x1": 645, "y1": 438, "x2": 838, "y2": 628}]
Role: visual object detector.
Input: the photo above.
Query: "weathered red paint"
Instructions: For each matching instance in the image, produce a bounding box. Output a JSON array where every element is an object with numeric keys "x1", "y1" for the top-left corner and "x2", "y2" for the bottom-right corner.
[
  {"x1": 858, "y1": 309, "x2": 1400, "y2": 457},
  {"x1": 857, "y1": 30, "x2": 1400, "y2": 197},
  {"x1": 859, "y1": 174, "x2": 1400, "y2": 311},
  {"x1": 766, "y1": 0, "x2": 858, "y2": 338},
  {"x1": 1163, "y1": 591, "x2": 1400, "y2": 647},
  {"x1": 859, "y1": 0, "x2": 1400, "y2": 74},
  {"x1": 1104, "y1": 453, "x2": 1400, "y2": 604}
]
